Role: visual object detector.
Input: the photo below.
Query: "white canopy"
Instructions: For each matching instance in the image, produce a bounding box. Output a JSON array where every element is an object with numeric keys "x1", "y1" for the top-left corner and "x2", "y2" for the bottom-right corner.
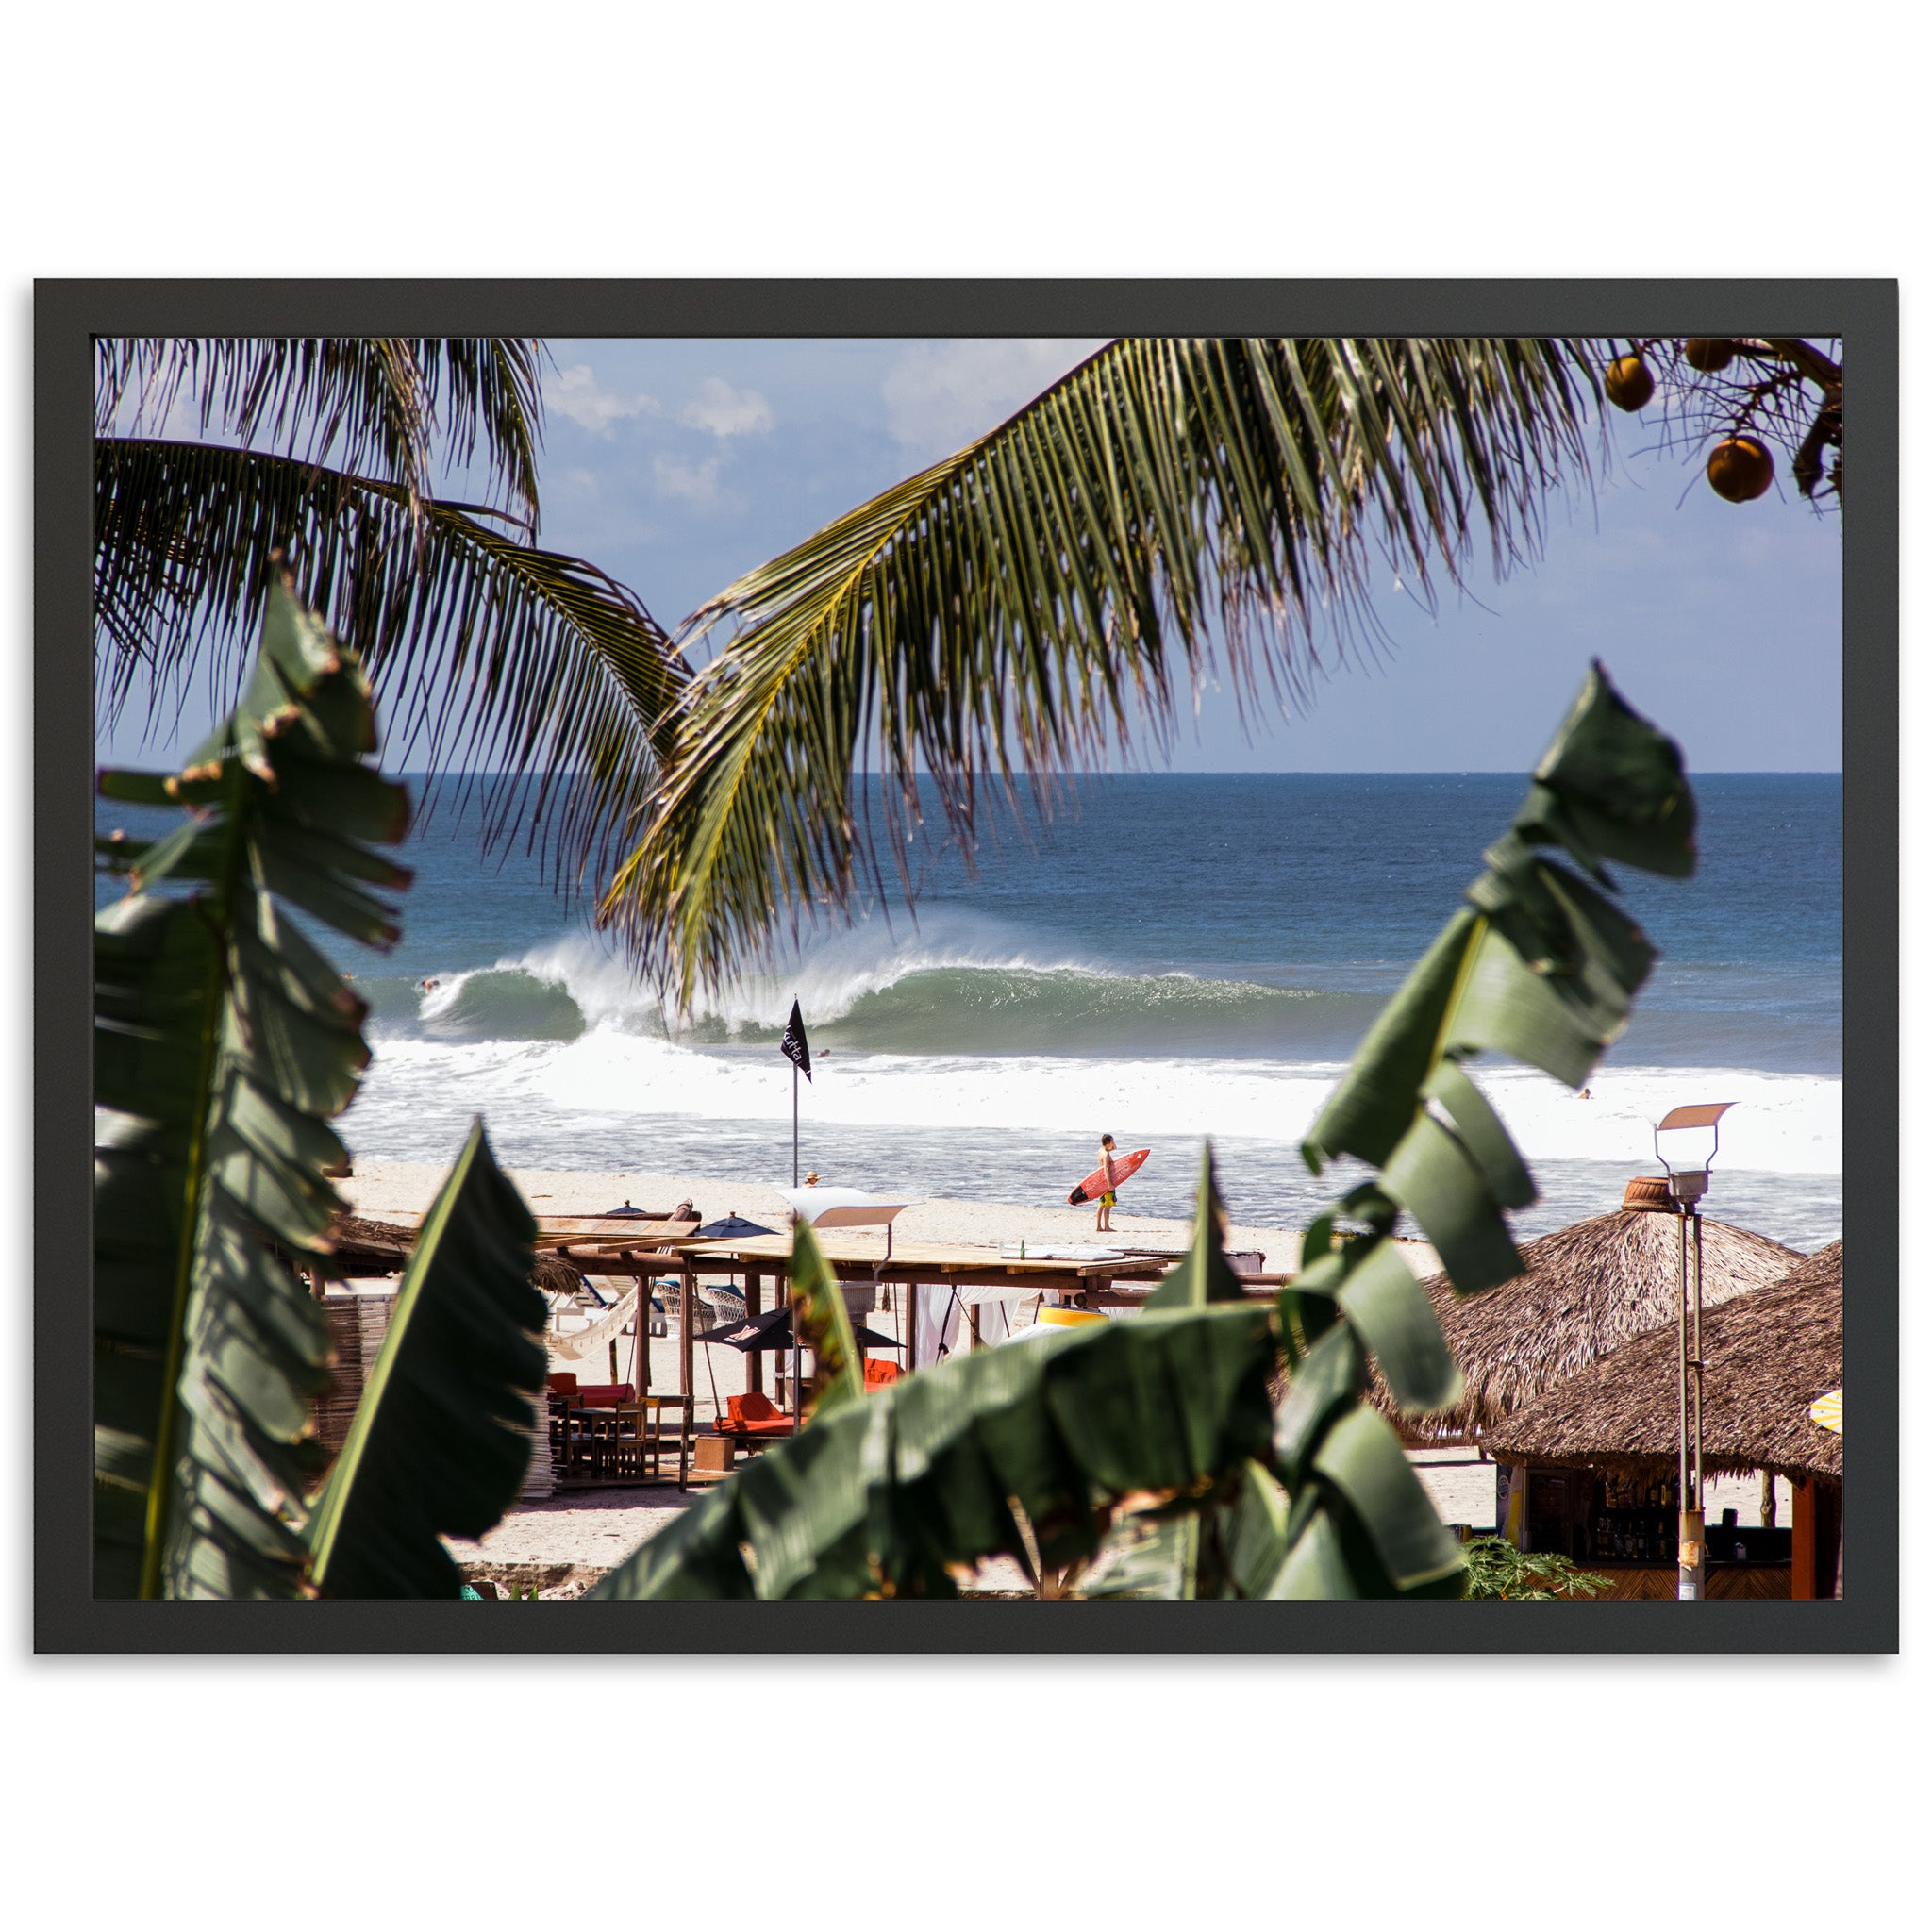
[{"x1": 775, "y1": 1186, "x2": 913, "y2": 1229}]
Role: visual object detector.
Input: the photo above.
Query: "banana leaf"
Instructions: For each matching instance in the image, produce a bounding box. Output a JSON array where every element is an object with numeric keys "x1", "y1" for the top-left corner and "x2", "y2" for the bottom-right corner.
[
  {"x1": 1257, "y1": 660, "x2": 1696, "y2": 1594},
  {"x1": 787, "y1": 1220, "x2": 865, "y2": 1424},
  {"x1": 93, "y1": 575, "x2": 409, "y2": 1598},
  {"x1": 306, "y1": 1120, "x2": 547, "y2": 1599},
  {"x1": 592, "y1": 1220, "x2": 1280, "y2": 1600},
  {"x1": 1302, "y1": 660, "x2": 1694, "y2": 1293}
]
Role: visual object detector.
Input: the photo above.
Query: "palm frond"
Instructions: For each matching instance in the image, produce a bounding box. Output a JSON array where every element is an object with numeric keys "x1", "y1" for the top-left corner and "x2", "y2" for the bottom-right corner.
[
  {"x1": 598, "y1": 336, "x2": 1601, "y2": 1000},
  {"x1": 95, "y1": 338, "x2": 548, "y2": 525},
  {"x1": 96, "y1": 438, "x2": 684, "y2": 884}
]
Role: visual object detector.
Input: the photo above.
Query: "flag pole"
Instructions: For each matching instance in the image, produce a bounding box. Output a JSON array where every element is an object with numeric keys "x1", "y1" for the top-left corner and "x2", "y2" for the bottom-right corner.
[{"x1": 791, "y1": 1058, "x2": 797, "y2": 1411}]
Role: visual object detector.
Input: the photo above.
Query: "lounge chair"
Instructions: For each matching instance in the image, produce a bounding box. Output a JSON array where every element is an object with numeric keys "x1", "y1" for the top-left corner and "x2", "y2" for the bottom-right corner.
[{"x1": 713, "y1": 1391, "x2": 796, "y2": 1441}]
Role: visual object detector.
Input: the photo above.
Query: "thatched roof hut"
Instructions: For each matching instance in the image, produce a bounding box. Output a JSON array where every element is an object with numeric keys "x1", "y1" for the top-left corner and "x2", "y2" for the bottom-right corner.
[
  {"x1": 1377, "y1": 1178, "x2": 1801, "y2": 1440},
  {"x1": 1486, "y1": 1241, "x2": 1841, "y2": 1484}
]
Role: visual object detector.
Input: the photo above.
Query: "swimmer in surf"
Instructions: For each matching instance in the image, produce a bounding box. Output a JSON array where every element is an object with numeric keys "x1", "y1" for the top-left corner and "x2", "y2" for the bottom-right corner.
[{"x1": 1095, "y1": 1133, "x2": 1119, "y2": 1234}]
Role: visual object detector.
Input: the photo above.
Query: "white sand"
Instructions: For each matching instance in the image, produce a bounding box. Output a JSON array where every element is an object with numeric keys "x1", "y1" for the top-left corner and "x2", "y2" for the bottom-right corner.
[{"x1": 341, "y1": 1157, "x2": 1348, "y2": 1274}]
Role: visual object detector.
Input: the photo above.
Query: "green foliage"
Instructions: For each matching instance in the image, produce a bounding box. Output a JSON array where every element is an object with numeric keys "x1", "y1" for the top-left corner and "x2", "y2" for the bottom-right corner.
[
  {"x1": 591, "y1": 1245, "x2": 1279, "y2": 1601},
  {"x1": 787, "y1": 1220, "x2": 865, "y2": 1422},
  {"x1": 94, "y1": 576, "x2": 409, "y2": 1598},
  {"x1": 599, "y1": 336, "x2": 1603, "y2": 1000},
  {"x1": 593, "y1": 666, "x2": 1696, "y2": 1602},
  {"x1": 95, "y1": 338, "x2": 684, "y2": 885},
  {"x1": 95, "y1": 577, "x2": 546, "y2": 1602},
  {"x1": 1266, "y1": 660, "x2": 1695, "y2": 1597},
  {"x1": 307, "y1": 1121, "x2": 547, "y2": 1599},
  {"x1": 1459, "y1": 1537, "x2": 1610, "y2": 1601}
]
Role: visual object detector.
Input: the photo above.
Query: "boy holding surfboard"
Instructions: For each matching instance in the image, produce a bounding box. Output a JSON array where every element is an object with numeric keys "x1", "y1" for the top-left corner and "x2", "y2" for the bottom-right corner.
[
  {"x1": 1094, "y1": 1134, "x2": 1119, "y2": 1233},
  {"x1": 1067, "y1": 1138, "x2": 1148, "y2": 1227}
]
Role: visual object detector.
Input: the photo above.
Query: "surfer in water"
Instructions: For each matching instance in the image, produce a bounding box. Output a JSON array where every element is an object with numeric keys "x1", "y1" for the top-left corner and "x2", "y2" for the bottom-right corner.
[{"x1": 1094, "y1": 1133, "x2": 1119, "y2": 1234}]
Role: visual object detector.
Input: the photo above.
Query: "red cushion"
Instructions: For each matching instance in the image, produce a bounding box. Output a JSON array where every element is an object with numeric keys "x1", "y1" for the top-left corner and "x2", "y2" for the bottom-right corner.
[
  {"x1": 575, "y1": 1383, "x2": 634, "y2": 1406},
  {"x1": 547, "y1": 1373, "x2": 579, "y2": 1394},
  {"x1": 863, "y1": 1359, "x2": 900, "y2": 1389},
  {"x1": 718, "y1": 1391, "x2": 792, "y2": 1438}
]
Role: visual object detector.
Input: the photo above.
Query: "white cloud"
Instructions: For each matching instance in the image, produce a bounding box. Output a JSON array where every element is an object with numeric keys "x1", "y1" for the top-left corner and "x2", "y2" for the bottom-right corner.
[
  {"x1": 546, "y1": 363, "x2": 658, "y2": 438},
  {"x1": 653, "y1": 453, "x2": 724, "y2": 505},
  {"x1": 881, "y1": 339, "x2": 1108, "y2": 461},
  {"x1": 680, "y1": 376, "x2": 774, "y2": 438}
]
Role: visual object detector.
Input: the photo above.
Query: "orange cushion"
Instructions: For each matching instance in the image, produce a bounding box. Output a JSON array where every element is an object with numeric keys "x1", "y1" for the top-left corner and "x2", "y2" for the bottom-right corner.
[{"x1": 863, "y1": 1359, "x2": 900, "y2": 1389}]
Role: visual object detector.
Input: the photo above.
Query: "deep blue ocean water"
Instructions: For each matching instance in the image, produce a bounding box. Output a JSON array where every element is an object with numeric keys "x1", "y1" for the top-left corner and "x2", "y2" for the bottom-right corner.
[{"x1": 96, "y1": 772, "x2": 1842, "y2": 1248}]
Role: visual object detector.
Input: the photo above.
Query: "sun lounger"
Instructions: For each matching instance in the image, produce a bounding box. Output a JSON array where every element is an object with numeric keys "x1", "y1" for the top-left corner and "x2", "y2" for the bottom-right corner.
[{"x1": 713, "y1": 1391, "x2": 796, "y2": 1441}]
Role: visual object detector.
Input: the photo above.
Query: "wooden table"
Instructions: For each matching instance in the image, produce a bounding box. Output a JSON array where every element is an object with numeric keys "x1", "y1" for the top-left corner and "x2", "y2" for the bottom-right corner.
[{"x1": 553, "y1": 1392, "x2": 691, "y2": 1491}]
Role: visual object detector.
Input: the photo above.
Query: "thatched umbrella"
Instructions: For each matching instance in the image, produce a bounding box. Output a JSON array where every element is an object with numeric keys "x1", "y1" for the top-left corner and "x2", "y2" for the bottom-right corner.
[
  {"x1": 1484, "y1": 1241, "x2": 1841, "y2": 1485},
  {"x1": 1378, "y1": 1177, "x2": 1801, "y2": 1441},
  {"x1": 531, "y1": 1248, "x2": 592, "y2": 1300}
]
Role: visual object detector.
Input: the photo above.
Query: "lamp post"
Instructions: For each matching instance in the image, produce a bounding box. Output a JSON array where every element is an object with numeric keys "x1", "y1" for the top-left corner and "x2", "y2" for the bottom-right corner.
[{"x1": 1654, "y1": 1102, "x2": 1736, "y2": 1603}]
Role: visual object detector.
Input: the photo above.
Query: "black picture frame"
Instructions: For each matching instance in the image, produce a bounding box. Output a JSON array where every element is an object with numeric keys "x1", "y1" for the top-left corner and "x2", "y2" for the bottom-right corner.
[{"x1": 38, "y1": 279, "x2": 1895, "y2": 1654}]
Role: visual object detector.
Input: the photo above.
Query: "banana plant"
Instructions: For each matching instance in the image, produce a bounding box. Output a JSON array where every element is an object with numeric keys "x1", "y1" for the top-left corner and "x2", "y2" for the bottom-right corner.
[
  {"x1": 307, "y1": 1119, "x2": 548, "y2": 1599},
  {"x1": 1266, "y1": 658, "x2": 1695, "y2": 1594},
  {"x1": 787, "y1": 1221, "x2": 865, "y2": 1422},
  {"x1": 591, "y1": 662, "x2": 1696, "y2": 1601},
  {"x1": 94, "y1": 577, "x2": 547, "y2": 1600},
  {"x1": 95, "y1": 576, "x2": 412, "y2": 1597},
  {"x1": 592, "y1": 1241, "x2": 1279, "y2": 1601}
]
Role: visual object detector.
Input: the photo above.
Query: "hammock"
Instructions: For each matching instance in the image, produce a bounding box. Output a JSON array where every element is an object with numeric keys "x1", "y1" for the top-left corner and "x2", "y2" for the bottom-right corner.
[{"x1": 549, "y1": 1285, "x2": 640, "y2": 1363}]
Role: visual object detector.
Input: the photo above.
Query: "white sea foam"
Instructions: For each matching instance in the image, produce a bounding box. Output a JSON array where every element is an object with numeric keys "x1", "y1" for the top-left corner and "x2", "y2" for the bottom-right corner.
[
  {"x1": 359, "y1": 1024, "x2": 1840, "y2": 1175},
  {"x1": 545, "y1": 916, "x2": 1132, "y2": 1024}
]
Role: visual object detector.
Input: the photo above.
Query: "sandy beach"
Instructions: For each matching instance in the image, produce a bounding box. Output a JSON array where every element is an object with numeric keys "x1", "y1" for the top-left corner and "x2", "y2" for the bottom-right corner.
[{"x1": 341, "y1": 1156, "x2": 1331, "y2": 1272}]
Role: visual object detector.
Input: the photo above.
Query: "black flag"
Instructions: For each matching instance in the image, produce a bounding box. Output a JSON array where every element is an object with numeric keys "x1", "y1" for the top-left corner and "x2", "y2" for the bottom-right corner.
[{"x1": 780, "y1": 999, "x2": 812, "y2": 1082}]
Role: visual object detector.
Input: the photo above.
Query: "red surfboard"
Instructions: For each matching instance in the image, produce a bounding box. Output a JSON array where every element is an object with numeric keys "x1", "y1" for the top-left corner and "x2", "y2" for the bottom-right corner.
[{"x1": 1067, "y1": 1147, "x2": 1150, "y2": 1206}]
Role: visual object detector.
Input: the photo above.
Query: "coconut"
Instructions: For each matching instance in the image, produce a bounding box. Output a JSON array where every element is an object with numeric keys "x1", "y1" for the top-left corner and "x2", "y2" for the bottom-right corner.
[
  {"x1": 1605, "y1": 355, "x2": 1655, "y2": 411},
  {"x1": 1684, "y1": 337, "x2": 1735, "y2": 374},
  {"x1": 1707, "y1": 434, "x2": 1775, "y2": 503}
]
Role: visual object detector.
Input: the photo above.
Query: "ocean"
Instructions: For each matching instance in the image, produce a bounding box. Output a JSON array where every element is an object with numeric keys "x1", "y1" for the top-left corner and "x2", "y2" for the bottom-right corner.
[{"x1": 95, "y1": 772, "x2": 1843, "y2": 1252}]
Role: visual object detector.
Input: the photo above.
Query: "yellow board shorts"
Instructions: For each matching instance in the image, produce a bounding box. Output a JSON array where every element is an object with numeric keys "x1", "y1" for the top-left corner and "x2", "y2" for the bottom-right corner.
[{"x1": 1099, "y1": 1191, "x2": 1118, "y2": 1208}]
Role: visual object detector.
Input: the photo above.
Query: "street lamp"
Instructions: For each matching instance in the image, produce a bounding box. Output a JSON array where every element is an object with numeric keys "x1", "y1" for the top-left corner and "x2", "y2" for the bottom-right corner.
[{"x1": 1654, "y1": 1102, "x2": 1736, "y2": 1602}]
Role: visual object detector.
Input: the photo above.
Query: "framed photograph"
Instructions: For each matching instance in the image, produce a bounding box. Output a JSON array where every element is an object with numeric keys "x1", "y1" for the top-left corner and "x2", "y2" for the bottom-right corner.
[{"x1": 38, "y1": 282, "x2": 1893, "y2": 1652}]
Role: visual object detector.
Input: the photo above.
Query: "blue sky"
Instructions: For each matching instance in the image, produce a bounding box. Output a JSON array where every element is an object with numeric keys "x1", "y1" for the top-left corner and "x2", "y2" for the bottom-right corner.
[{"x1": 98, "y1": 337, "x2": 1843, "y2": 774}]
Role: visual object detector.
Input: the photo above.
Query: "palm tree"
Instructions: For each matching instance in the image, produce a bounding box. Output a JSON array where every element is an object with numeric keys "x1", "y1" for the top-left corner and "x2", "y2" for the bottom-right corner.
[
  {"x1": 599, "y1": 336, "x2": 1608, "y2": 996},
  {"x1": 94, "y1": 338, "x2": 685, "y2": 884},
  {"x1": 598, "y1": 330, "x2": 1838, "y2": 1001}
]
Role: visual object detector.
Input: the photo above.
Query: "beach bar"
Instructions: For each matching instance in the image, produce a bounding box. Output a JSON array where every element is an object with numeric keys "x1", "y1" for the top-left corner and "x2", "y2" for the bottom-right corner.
[
  {"x1": 1486, "y1": 1241, "x2": 1843, "y2": 1599},
  {"x1": 1376, "y1": 1176, "x2": 1801, "y2": 1447}
]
